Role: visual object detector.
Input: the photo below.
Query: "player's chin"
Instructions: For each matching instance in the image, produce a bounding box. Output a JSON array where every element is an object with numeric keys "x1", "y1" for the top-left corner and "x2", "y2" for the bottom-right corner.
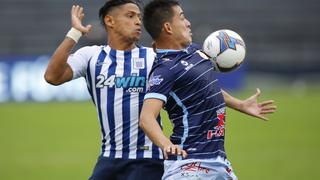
[
  {"x1": 183, "y1": 37, "x2": 192, "y2": 47},
  {"x1": 127, "y1": 35, "x2": 140, "y2": 44},
  {"x1": 185, "y1": 34, "x2": 192, "y2": 44},
  {"x1": 132, "y1": 36, "x2": 140, "y2": 42},
  {"x1": 132, "y1": 33, "x2": 141, "y2": 41}
]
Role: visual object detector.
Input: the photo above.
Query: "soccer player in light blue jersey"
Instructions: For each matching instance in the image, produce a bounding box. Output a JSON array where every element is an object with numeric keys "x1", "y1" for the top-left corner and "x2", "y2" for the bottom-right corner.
[
  {"x1": 140, "y1": 0, "x2": 277, "y2": 179},
  {"x1": 44, "y1": 1, "x2": 163, "y2": 179}
]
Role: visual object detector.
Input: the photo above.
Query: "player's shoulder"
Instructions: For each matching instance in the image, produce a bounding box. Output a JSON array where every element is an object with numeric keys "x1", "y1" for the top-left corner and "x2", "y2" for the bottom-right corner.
[
  {"x1": 149, "y1": 60, "x2": 175, "y2": 80},
  {"x1": 188, "y1": 43, "x2": 202, "y2": 51},
  {"x1": 155, "y1": 50, "x2": 184, "y2": 68},
  {"x1": 186, "y1": 43, "x2": 211, "y2": 60},
  {"x1": 137, "y1": 45, "x2": 155, "y2": 54},
  {"x1": 152, "y1": 57, "x2": 177, "y2": 73},
  {"x1": 136, "y1": 44, "x2": 152, "y2": 49},
  {"x1": 70, "y1": 45, "x2": 103, "y2": 61},
  {"x1": 75, "y1": 45, "x2": 104, "y2": 55},
  {"x1": 79, "y1": 45, "x2": 103, "y2": 51}
]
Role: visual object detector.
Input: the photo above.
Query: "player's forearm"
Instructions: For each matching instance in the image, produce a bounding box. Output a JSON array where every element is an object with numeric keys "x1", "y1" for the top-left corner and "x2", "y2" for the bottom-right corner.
[
  {"x1": 139, "y1": 114, "x2": 172, "y2": 150},
  {"x1": 44, "y1": 38, "x2": 75, "y2": 85},
  {"x1": 222, "y1": 89, "x2": 243, "y2": 112}
]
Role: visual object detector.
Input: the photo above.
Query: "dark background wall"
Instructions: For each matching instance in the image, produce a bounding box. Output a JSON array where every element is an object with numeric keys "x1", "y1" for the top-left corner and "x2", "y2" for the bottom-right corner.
[{"x1": 1, "y1": 0, "x2": 319, "y2": 75}]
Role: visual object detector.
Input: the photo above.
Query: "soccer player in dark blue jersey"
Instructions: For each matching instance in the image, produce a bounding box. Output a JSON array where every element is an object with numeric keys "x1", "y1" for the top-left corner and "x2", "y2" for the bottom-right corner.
[
  {"x1": 44, "y1": 0, "x2": 164, "y2": 179},
  {"x1": 140, "y1": 0, "x2": 277, "y2": 179}
]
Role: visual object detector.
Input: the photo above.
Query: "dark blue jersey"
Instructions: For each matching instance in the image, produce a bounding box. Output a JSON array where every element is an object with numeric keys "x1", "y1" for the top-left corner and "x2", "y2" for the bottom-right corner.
[{"x1": 145, "y1": 43, "x2": 227, "y2": 160}]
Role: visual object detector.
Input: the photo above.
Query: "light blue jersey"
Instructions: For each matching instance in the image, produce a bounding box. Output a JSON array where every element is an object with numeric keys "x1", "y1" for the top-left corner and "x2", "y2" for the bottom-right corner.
[{"x1": 68, "y1": 45, "x2": 162, "y2": 159}]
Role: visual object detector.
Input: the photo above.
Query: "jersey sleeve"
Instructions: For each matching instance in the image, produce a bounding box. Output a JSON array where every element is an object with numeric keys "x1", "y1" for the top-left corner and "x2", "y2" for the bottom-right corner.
[
  {"x1": 67, "y1": 45, "x2": 99, "y2": 79},
  {"x1": 144, "y1": 63, "x2": 175, "y2": 104}
]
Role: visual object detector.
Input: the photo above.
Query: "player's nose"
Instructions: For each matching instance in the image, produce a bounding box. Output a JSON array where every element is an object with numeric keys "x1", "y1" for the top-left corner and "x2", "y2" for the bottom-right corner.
[
  {"x1": 186, "y1": 19, "x2": 191, "y2": 29},
  {"x1": 135, "y1": 17, "x2": 142, "y2": 26}
]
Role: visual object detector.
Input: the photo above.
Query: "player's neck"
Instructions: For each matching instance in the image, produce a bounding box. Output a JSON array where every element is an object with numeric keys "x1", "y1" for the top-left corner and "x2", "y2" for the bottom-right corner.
[
  {"x1": 108, "y1": 35, "x2": 137, "y2": 51},
  {"x1": 155, "y1": 38, "x2": 184, "y2": 50}
]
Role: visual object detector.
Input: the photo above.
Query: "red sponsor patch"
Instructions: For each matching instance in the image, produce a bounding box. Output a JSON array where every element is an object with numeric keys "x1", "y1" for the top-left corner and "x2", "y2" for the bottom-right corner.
[
  {"x1": 207, "y1": 111, "x2": 226, "y2": 139},
  {"x1": 214, "y1": 112, "x2": 225, "y2": 137}
]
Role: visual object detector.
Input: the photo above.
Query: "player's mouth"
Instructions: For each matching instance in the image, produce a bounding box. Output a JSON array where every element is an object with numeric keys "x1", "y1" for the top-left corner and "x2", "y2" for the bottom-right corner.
[
  {"x1": 188, "y1": 29, "x2": 192, "y2": 36},
  {"x1": 136, "y1": 29, "x2": 142, "y2": 34}
]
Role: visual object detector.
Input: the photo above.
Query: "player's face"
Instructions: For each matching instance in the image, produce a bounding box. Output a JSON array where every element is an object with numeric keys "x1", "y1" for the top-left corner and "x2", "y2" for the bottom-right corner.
[
  {"x1": 111, "y1": 3, "x2": 142, "y2": 43},
  {"x1": 170, "y1": 5, "x2": 192, "y2": 48}
]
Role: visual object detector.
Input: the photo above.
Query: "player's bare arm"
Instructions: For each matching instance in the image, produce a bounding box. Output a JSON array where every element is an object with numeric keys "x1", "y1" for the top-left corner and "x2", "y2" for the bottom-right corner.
[
  {"x1": 139, "y1": 98, "x2": 187, "y2": 159},
  {"x1": 222, "y1": 88, "x2": 277, "y2": 121},
  {"x1": 44, "y1": 5, "x2": 92, "y2": 85}
]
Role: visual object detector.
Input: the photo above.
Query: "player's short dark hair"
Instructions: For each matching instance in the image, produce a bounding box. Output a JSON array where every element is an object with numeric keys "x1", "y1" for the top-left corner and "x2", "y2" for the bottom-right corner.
[
  {"x1": 99, "y1": 0, "x2": 141, "y2": 26},
  {"x1": 143, "y1": 0, "x2": 180, "y2": 40}
]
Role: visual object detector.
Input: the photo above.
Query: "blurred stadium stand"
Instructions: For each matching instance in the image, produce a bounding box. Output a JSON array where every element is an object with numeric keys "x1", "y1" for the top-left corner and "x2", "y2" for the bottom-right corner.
[
  {"x1": 1, "y1": 0, "x2": 319, "y2": 74},
  {"x1": 0, "y1": 0, "x2": 319, "y2": 102}
]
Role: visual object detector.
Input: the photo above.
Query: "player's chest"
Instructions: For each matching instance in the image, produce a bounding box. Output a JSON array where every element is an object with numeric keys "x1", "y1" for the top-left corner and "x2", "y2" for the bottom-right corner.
[
  {"x1": 174, "y1": 56, "x2": 213, "y2": 83},
  {"x1": 91, "y1": 57, "x2": 148, "y2": 91}
]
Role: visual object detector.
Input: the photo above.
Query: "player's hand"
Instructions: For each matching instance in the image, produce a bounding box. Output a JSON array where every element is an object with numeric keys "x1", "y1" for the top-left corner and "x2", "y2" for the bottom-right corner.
[
  {"x1": 241, "y1": 88, "x2": 277, "y2": 121},
  {"x1": 162, "y1": 144, "x2": 188, "y2": 159},
  {"x1": 71, "y1": 5, "x2": 92, "y2": 35}
]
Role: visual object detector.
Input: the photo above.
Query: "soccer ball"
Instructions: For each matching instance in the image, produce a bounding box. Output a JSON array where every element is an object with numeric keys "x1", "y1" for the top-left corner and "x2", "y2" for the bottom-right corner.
[{"x1": 203, "y1": 29, "x2": 246, "y2": 72}]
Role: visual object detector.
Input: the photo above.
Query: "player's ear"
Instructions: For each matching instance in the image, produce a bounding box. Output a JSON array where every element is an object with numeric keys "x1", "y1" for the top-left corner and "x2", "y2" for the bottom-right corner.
[
  {"x1": 104, "y1": 15, "x2": 114, "y2": 28},
  {"x1": 163, "y1": 22, "x2": 173, "y2": 35}
]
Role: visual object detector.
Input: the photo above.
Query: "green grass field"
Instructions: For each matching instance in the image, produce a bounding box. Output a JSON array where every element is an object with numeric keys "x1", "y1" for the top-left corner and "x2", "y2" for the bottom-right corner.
[{"x1": 1, "y1": 89, "x2": 319, "y2": 180}]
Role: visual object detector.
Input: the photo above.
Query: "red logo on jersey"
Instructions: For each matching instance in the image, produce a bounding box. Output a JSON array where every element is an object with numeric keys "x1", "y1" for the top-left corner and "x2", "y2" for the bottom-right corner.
[
  {"x1": 214, "y1": 113, "x2": 225, "y2": 137},
  {"x1": 181, "y1": 162, "x2": 210, "y2": 173},
  {"x1": 207, "y1": 111, "x2": 225, "y2": 139}
]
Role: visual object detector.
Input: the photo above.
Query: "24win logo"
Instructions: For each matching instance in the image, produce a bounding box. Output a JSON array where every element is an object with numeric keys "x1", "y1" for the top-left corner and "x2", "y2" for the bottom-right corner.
[{"x1": 96, "y1": 73, "x2": 145, "y2": 93}]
